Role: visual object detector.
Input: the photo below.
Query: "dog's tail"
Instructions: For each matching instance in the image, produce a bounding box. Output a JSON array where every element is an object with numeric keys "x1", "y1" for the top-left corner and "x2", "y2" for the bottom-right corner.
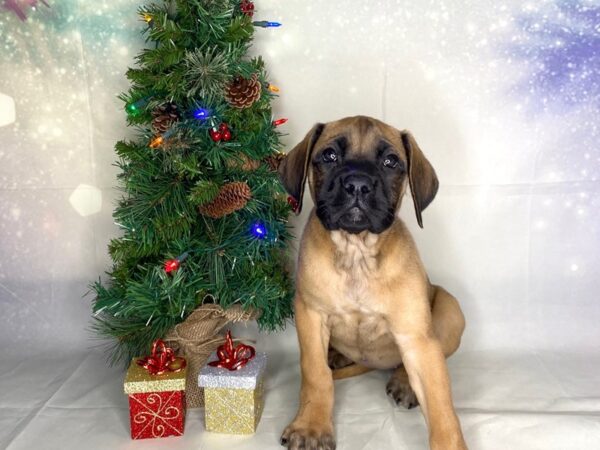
[{"x1": 332, "y1": 364, "x2": 373, "y2": 380}]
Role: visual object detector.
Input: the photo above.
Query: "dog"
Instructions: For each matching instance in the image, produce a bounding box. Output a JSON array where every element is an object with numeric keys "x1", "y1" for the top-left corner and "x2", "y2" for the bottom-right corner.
[{"x1": 277, "y1": 116, "x2": 467, "y2": 450}]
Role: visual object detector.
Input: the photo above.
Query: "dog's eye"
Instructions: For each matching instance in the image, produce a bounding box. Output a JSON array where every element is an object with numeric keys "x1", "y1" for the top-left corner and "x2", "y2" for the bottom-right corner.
[
  {"x1": 322, "y1": 148, "x2": 338, "y2": 163},
  {"x1": 383, "y1": 154, "x2": 400, "y2": 168}
]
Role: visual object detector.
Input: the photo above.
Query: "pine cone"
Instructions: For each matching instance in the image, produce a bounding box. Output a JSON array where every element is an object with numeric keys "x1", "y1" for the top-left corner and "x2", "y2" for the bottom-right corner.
[
  {"x1": 151, "y1": 102, "x2": 180, "y2": 133},
  {"x1": 225, "y1": 154, "x2": 261, "y2": 172},
  {"x1": 264, "y1": 152, "x2": 285, "y2": 171},
  {"x1": 225, "y1": 74, "x2": 261, "y2": 109},
  {"x1": 198, "y1": 181, "x2": 252, "y2": 218}
]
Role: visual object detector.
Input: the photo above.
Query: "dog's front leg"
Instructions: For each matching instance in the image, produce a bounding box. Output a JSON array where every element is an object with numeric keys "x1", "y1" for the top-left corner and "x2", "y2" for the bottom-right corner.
[
  {"x1": 394, "y1": 330, "x2": 467, "y2": 450},
  {"x1": 281, "y1": 295, "x2": 335, "y2": 450}
]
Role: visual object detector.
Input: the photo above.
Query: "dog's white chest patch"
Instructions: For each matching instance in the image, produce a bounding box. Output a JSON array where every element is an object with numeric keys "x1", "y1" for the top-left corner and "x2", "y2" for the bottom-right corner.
[
  {"x1": 330, "y1": 231, "x2": 380, "y2": 308},
  {"x1": 327, "y1": 231, "x2": 401, "y2": 369},
  {"x1": 331, "y1": 231, "x2": 379, "y2": 278}
]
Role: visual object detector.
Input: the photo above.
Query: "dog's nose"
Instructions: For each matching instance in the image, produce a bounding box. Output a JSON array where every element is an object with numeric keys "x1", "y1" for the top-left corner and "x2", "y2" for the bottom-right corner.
[{"x1": 343, "y1": 174, "x2": 373, "y2": 196}]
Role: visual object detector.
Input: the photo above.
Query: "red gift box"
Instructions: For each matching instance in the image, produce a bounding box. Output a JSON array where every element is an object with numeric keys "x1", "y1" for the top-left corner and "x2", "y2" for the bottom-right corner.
[
  {"x1": 124, "y1": 341, "x2": 187, "y2": 440},
  {"x1": 128, "y1": 390, "x2": 185, "y2": 439}
]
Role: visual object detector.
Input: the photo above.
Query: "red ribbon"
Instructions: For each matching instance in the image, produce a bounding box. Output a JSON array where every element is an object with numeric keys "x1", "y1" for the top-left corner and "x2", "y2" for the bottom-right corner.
[
  {"x1": 208, "y1": 330, "x2": 256, "y2": 371},
  {"x1": 137, "y1": 339, "x2": 186, "y2": 375}
]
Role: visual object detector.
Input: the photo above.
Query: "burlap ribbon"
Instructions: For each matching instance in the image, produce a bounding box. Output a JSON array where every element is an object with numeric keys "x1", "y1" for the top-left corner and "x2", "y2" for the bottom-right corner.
[{"x1": 164, "y1": 303, "x2": 260, "y2": 408}]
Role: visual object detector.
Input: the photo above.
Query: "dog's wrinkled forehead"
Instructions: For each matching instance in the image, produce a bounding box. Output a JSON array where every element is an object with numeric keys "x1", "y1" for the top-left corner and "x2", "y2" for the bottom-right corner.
[{"x1": 314, "y1": 116, "x2": 406, "y2": 160}]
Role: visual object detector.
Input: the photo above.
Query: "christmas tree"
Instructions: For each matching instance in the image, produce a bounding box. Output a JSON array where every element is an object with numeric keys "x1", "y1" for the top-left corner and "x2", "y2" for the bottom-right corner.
[{"x1": 90, "y1": 0, "x2": 293, "y2": 368}]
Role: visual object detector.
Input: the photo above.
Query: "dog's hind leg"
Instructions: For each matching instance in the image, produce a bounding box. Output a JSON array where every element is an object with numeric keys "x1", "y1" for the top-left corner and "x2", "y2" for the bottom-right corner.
[
  {"x1": 327, "y1": 346, "x2": 353, "y2": 370},
  {"x1": 386, "y1": 285, "x2": 465, "y2": 409},
  {"x1": 328, "y1": 346, "x2": 373, "y2": 380},
  {"x1": 386, "y1": 365, "x2": 419, "y2": 408},
  {"x1": 429, "y1": 284, "x2": 465, "y2": 358}
]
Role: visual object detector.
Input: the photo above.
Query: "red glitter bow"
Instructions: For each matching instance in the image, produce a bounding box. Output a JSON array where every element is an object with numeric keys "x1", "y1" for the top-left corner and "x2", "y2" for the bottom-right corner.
[
  {"x1": 208, "y1": 330, "x2": 256, "y2": 371},
  {"x1": 137, "y1": 339, "x2": 186, "y2": 375}
]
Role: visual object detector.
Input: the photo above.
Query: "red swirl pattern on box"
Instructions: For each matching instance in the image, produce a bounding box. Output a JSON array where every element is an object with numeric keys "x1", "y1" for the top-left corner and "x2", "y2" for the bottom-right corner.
[{"x1": 128, "y1": 391, "x2": 185, "y2": 439}]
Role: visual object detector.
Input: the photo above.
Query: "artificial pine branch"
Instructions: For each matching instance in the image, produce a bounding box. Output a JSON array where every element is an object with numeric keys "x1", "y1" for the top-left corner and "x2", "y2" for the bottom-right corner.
[
  {"x1": 184, "y1": 47, "x2": 231, "y2": 101},
  {"x1": 189, "y1": 180, "x2": 220, "y2": 205}
]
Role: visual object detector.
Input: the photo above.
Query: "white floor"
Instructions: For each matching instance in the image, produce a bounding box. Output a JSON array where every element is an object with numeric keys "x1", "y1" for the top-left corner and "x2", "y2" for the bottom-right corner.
[{"x1": 2, "y1": 328, "x2": 599, "y2": 450}]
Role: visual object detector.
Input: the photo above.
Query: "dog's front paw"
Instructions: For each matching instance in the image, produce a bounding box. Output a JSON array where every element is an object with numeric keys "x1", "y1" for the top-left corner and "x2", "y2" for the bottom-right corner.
[
  {"x1": 280, "y1": 421, "x2": 336, "y2": 450},
  {"x1": 386, "y1": 375, "x2": 419, "y2": 409}
]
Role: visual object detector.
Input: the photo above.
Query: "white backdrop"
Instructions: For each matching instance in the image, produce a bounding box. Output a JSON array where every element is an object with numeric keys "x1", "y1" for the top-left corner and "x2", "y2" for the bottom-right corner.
[{"x1": 1, "y1": 1, "x2": 599, "y2": 449}]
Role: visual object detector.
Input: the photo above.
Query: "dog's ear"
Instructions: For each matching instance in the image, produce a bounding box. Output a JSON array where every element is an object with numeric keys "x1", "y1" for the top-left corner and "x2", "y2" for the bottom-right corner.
[
  {"x1": 401, "y1": 131, "x2": 439, "y2": 228},
  {"x1": 278, "y1": 123, "x2": 325, "y2": 214}
]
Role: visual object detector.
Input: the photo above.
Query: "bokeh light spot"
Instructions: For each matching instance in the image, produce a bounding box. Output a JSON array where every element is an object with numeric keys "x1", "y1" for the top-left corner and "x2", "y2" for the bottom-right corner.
[
  {"x1": 0, "y1": 92, "x2": 16, "y2": 127},
  {"x1": 69, "y1": 184, "x2": 102, "y2": 217}
]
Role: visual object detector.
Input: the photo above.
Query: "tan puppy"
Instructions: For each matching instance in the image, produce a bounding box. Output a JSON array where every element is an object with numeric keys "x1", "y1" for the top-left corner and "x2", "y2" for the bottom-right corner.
[{"x1": 278, "y1": 116, "x2": 467, "y2": 450}]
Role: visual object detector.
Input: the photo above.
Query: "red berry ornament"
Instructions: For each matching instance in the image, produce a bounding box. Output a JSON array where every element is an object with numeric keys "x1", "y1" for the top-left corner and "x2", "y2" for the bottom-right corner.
[
  {"x1": 210, "y1": 122, "x2": 232, "y2": 142},
  {"x1": 164, "y1": 259, "x2": 180, "y2": 273},
  {"x1": 209, "y1": 128, "x2": 222, "y2": 142},
  {"x1": 287, "y1": 196, "x2": 300, "y2": 213},
  {"x1": 240, "y1": 0, "x2": 254, "y2": 17}
]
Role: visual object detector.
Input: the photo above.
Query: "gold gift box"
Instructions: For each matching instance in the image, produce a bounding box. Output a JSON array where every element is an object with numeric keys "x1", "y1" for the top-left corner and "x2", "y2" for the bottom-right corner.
[
  {"x1": 198, "y1": 352, "x2": 267, "y2": 434},
  {"x1": 124, "y1": 357, "x2": 187, "y2": 394}
]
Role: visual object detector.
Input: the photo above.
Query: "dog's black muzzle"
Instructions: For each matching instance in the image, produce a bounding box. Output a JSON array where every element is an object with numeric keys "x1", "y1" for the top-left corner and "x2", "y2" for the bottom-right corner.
[{"x1": 316, "y1": 161, "x2": 395, "y2": 234}]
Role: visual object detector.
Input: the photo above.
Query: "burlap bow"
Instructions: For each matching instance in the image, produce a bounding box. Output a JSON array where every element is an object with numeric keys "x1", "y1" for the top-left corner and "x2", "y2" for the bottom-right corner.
[{"x1": 164, "y1": 303, "x2": 259, "y2": 408}]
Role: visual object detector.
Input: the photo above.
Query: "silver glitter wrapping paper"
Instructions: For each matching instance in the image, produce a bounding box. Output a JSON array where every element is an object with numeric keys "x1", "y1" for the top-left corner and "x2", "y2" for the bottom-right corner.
[{"x1": 198, "y1": 352, "x2": 267, "y2": 389}]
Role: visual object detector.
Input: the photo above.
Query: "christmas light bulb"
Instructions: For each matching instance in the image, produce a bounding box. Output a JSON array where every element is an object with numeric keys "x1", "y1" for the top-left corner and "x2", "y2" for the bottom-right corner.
[
  {"x1": 149, "y1": 129, "x2": 174, "y2": 148},
  {"x1": 267, "y1": 84, "x2": 280, "y2": 93},
  {"x1": 164, "y1": 252, "x2": 188, "y2": 274},
  {"x1": 125, "y1": 97, "x2": 149, "y2": 117},
  {"x1": 251, "y1": 222, "x2": 267, "y2": 239},
  {"x1": 164, "y1": 259, "x2": 180, "y2": 273},
  {"x1": 193, "y1": 107, "x2": 210, "y2": 120},
  {"x1": 126, "y1": 104, "x2": 138, "y2": 115},
  {"x1": 252, "y1": 21, "x2": 282, "y2": 28},
  {"x1": 273, "y1": 118, "x2": 288, "y2": 127},
  {"x1": 149, "y1": 135, "x2": 164, "y2": 148}
]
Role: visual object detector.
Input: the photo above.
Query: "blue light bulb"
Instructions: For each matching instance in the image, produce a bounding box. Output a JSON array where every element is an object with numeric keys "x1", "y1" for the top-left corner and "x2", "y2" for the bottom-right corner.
[
  {"x1": 193, "y1": 108, "x2": 210, "y2": 120},
  {"x1": 251, "y1": 222, "x2": 267, "y2": 239},
  {"x1": 252, "y1": 21, "x2": 282, "y2": 28}
]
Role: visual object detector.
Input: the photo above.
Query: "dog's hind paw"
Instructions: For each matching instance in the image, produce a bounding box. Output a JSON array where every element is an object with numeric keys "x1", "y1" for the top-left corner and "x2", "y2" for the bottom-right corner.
[
  {"x1": 386, "y1": 375, "x2": 419, "y2": 409},
  {"x1": 327, "y1": 346, "x2": 353, "y2": 370}
]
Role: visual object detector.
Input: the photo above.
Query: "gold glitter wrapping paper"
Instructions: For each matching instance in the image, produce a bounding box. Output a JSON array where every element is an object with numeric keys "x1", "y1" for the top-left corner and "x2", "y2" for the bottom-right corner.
[
  {"x1": 199, "y1": 352, "x2": 267, "y2": 434},
  {"x1": 204, "y1": 378, "x2": 265, "y2": 434},
  {"x1": 124, "y1": 358, "x2": 187, "y2": 394}
]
